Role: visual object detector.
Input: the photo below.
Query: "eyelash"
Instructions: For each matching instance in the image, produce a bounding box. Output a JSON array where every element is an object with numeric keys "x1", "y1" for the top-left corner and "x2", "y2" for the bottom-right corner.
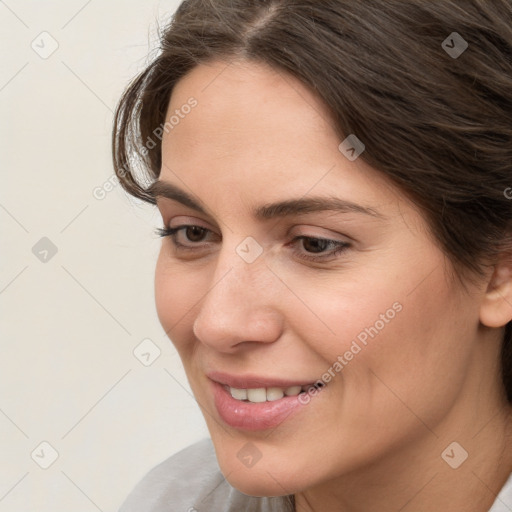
[{"x1": 154, "y1": 225, "x2": 350, "y2": 263}]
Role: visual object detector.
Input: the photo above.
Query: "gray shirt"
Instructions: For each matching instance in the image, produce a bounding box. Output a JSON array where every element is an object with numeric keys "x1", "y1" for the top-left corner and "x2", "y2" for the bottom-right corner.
[{"x1": 119, "y1": 438, "x2": 512, "y2": 512}]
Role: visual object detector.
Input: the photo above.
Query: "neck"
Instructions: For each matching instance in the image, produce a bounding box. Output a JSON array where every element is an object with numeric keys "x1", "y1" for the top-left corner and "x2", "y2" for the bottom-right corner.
[{"x1": 294, "y1": 397, "x2": 512, "y2": 512}]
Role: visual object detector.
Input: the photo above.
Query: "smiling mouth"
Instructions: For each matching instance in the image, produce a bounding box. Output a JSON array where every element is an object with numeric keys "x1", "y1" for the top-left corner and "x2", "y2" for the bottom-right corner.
[
  {"x1": 224, "y1": 383, "x2": 325, "y2": 403},
  {"x1": 209, "y1": 375, "x2": 327, "y2": 430}
]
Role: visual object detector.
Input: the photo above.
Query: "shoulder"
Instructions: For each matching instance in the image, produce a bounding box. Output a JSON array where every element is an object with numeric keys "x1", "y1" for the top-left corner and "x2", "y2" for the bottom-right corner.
[
  {"x1": 118, "y1": 437, "x2": 289, "y2": 512},
  {"x1": 489, "y1": 471, "x2": 512, "y2": 512},
  {"x1": 118, "y1": 438, "x2": 220, "y2": 512}
]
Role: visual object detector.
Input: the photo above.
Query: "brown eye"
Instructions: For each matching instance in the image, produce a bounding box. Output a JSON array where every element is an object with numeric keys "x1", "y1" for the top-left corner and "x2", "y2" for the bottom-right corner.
[
  {"x1": 154, "y1": 225, "x2": 217, "y2": 248},
  {"x1": 290, "y1": 236, "x2": 351, "y2": 263},
  {"x1": 301, "y1": 237, "x2": 331, "y2": 253},
  {"x1": 185, "y1": 226, "x2": 208, "y2": 242}
]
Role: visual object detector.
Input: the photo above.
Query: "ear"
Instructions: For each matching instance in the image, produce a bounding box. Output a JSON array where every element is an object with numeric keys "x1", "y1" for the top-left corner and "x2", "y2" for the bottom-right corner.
[{"x1": 480, "y1": 252, "x2": 512, "y2": 328}]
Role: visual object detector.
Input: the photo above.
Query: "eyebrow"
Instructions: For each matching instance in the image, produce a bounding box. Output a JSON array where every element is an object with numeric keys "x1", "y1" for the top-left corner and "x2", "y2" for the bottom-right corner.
[{"x1": 146, "y1": 180, "x2": 385, "y2": 220}]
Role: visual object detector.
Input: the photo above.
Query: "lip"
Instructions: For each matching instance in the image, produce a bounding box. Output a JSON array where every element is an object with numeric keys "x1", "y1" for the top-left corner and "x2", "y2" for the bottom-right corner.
[
  {"x1": 210, "y1": 379, "x2": 310, "y2": 431},
  {"x1": 207, "y1": 370, "x2": 318, "y2": 389},
  {"x1": 207, "y1": 372, "x2": 324, "y2": 431}
]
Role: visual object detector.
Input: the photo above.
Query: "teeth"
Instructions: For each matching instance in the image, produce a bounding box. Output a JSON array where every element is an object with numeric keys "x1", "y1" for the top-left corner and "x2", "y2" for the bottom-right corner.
[
  {"x1": 266, "y1": 387, "x2": 284, "y2": 401},
  {"x1": 284, "y1": 385, "x2": 302, "y2": 396},
  {"x1": 247, "y1": 388, "x2": 267, "y2": 403},
  {"x1": 228, "y1": 384, "x2": 311, "y2": 402},
  {"x1": 230, "y1": 387, "x2": 247, "y2": 400}
]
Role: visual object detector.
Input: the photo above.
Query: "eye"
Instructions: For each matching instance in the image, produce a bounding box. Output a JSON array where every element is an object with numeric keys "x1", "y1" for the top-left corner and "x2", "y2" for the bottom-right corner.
[
  {"x1": 155, "y1": 225, "x2": 350, "y2": 263},
  {"x1": 155, "y1": 225, "x2": 217, "y2": 248},
  {"x1": 290, "y1": 236, "x2": 350, "y2": 262}
]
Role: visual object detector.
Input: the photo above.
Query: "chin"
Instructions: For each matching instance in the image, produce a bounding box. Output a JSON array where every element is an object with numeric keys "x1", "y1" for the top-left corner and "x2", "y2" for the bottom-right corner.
[
  {"x1": 223, "y1": 468, "x2": 294, "y2": 497},
  {"x1": 212, "y1": 443, "x2": 308, "y2": 497}
]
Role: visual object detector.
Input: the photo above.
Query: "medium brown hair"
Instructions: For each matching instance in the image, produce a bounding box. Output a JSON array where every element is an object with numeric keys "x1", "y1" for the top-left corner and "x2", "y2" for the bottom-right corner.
[{"x1": 112, "y1": 0, "x2": 512, "y2": 403}]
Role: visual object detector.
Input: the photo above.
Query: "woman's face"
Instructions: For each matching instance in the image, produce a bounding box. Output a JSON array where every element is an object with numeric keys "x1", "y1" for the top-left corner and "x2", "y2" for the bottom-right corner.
[{"x1": 153, "y1": 59, "x2": 492, "y2": 496}]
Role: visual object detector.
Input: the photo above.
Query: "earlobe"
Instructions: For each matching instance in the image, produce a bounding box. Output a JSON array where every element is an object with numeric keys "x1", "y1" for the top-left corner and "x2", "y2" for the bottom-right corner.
[{"x1": 480, "y1": 257, "x2": 512, "y2": 328}]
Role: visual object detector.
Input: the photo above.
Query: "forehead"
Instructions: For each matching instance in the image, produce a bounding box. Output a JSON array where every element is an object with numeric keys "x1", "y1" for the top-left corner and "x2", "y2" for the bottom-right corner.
[
  {"x1": 169, "y1": 58, "x2": 332, "y2": 117},
  {"x1": 164, "y1": 58, "x2": 337, "y2": 154},
  {"x1": 160, "y1": 59, "x2": 410, "y2": 221}
]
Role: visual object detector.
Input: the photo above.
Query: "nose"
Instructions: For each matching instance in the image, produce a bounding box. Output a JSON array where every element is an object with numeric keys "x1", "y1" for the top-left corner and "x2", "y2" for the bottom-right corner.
[{"x1": 192, "y1": 247, "x2": 284, "y2": 353}]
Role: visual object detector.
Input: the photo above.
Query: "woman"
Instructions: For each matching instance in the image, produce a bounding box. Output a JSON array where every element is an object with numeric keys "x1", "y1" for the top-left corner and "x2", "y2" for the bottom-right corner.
[{"x1": 113, "y1": 1, "x2": 512, "y2": 510}]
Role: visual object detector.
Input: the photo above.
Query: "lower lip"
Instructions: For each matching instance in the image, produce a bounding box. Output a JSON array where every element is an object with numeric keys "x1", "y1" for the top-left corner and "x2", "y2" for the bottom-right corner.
[{"x1": 210, "y1": 380, "x2": 310, "y2": 431}]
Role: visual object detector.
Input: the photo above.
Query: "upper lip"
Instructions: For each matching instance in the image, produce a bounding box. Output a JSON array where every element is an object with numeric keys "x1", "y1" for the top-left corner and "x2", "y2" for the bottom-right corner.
[{"x1": 207, "y1": 371, "x2": 318, "y2": 389}]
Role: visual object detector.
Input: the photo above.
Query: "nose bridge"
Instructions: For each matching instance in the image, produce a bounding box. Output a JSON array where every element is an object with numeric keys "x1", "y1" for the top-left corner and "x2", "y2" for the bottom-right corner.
[{"x1": 192, "y1": 241, "x2": 282, "y2": 349}]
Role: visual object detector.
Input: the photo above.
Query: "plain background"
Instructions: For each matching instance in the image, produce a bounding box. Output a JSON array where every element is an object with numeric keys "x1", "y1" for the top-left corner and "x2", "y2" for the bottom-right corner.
[{"x1": 0, "y1": 1, "x2": 210, "y2": 510}]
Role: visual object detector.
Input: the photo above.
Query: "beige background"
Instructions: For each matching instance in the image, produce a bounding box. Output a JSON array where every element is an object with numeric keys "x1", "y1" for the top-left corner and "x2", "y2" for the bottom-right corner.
[{"x1": 0, "y1": 1, "x2": 210, "y2": 510}]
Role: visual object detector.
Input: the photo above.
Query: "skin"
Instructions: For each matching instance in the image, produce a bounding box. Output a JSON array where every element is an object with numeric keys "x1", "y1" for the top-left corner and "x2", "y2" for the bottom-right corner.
[{"x1": 153, "y1": 58, "x2": 512, "y2": 512}]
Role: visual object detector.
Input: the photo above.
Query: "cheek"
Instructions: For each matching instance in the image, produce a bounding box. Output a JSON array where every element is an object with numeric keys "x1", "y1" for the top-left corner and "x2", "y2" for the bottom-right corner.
[
  {"x1": 154, "y1": 251, "x2": 203, "y2": 354},
  {"x1": 280, "y1": 271, "x2": 407, "y2": 364},
  {"x1": 293, "y1": 261, "x2": 475, "y2": 412},
  {"x1": 351, "y1": 274, "x2": 472, "y2": 427}
]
